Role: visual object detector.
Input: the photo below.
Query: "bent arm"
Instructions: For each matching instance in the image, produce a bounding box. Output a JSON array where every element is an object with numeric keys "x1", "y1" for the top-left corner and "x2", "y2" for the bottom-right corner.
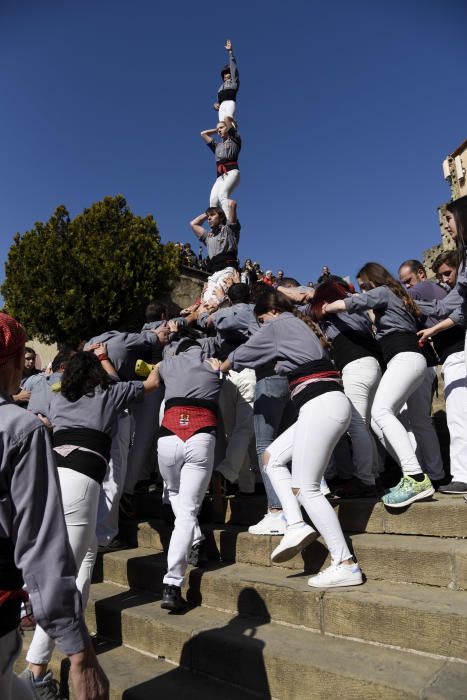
[
  {"x1": 190, "y1": 213, "x2": 208, "y2": 241},
  {"x1": 200, "y1": 128, "x2": 217, "y2": 144}
]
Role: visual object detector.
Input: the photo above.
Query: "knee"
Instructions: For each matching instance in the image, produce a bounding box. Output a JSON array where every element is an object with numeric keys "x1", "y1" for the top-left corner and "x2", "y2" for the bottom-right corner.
[{"x1": 262, "y1": 450, "x2": 270, "y2": 468}]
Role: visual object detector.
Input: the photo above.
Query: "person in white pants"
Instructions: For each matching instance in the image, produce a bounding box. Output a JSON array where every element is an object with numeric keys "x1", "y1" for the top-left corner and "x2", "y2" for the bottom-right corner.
[
  {"x1": 220, "y1": 289, "x2": 364, "y2": 589},
  {"x1": 323, "y1": 263, "x2": 435, "y2": 509},
  {"x1": 24, "y1": 347, "x2": 159, "y2": 691},
  {"x1": 154, "y1": 339, "x2": 223, "y2": 611},
  {"x1": 200, "y1": 116, "x2": 241, "y2": 218},
  {"x1": 213, "y1": 39, "x2": 239, "y2": 123}
]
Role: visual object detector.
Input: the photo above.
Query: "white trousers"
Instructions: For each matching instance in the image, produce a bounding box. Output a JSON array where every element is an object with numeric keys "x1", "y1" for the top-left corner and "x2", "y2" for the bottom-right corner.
[
  {"x1": 0, "y1": 630, "x2": 33, "y2": 700},
  {"x1": 209, "y1": 170, "x2": 240, "y2": 218},
  {"x1": 203, "y1": 267, "x2": 236, "y2": 303},
  {"x1": 26, "y1": 469, "x2": 100, "y2": 665},
  {"x1": 371, "y1": 352, "x2": 427, "y2": 476},
  {"x1": 399, "y1": 366, "x2": 444, "y2": 481},
  {"x1": 96, "y1": 412, "x2": 130, "y2": 545},
  {"x1": 266, "y1": 392, "x2": 353, "y2": 564},
  {"x1": 443, "y1": 351, "x2": 467, "y2": 483},
  {"x1": 342, "y1": 356, "x2": 382, "y2": 484},
  {"x1": 218, "y1": 100, "x2": 236, "y2": 122},
  {"x1": 216, "y1": 368, "x2": 256, "y2": 491},
  {"x1": 158, "y1": 433, "x2": 215, "y2": 587}
]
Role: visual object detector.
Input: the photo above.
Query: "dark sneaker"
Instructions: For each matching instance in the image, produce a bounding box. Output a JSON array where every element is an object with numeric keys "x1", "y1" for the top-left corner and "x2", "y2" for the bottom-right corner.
[
  {"x1": 438, "y1": 481, "x2": 467, "y2": 495},
  {"x1": 97, "y1": 537, "x2": 130, "y2": 553},
  {"x1": 119, "y1": 493, "x2": 136, "y2": 519},
  {"x1": 19, "y1": 668, "x2": 62, "y2": 699},
  {"x1": 188, "y1": 540, "x2": 208, "y2": 567},
  {"x1": 160, "y1": 584, "x2": 187, "y2": 612},
  {"x1": 334, "y1": 478, "x2": 378, "y2": 499}
]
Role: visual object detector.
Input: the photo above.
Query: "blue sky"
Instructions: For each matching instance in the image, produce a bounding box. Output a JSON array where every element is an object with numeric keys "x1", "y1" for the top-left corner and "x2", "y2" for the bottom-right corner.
[{"x1": 1, "y1": 0, "x2": 466, "y2": 290}]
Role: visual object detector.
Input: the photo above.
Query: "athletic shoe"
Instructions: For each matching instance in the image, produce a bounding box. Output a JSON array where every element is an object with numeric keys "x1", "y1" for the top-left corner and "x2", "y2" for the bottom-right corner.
[
  {"x1": 271, "y1": 523, "x2": 317, "y2": 563},
  {"x1": 382, "y1": 474, "x2": 434, "y2": 508},
  {"x1": 307, "y1": 561, "x2": 363, "y2": 588},
  {"x1": 19, "y1": 669, "x2": 62, "y2": 700},
  {"x1": 97, "y1": 537, "x2": 130, "y2": 553},
  {"x1": 160, "y1": 584, "x2": 187, "y2": 612},
  {"x1": 320, "y1": 478, "x2": 331, "y2": 496},
  {"x1": 188, "y1": 540, "x2": 208, "y2": 566},
  {"x1": 118, "y1": 493, "x2": 136, "y2": 519},
  {"x1": 248, "y1": 512, "x2": 287, "y2": 536},
  {"x1": 438, "y1": 481, "x2": 467, "y2": 495}
]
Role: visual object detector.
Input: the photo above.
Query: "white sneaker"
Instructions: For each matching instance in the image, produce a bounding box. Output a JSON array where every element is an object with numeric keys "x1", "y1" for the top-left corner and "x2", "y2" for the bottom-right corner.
[
  {"x1": 320, "y1": 478, "x2": 331, "y2": 496},
  {"x1": 248, "y1": 512, "x2": 287, "y2": 536},
  {"x1": 307, "y1": 561, "x2": 363, "y2": 588},
  {"x1": 271, "y1": 523, "x2": 317, "y2": 563}
]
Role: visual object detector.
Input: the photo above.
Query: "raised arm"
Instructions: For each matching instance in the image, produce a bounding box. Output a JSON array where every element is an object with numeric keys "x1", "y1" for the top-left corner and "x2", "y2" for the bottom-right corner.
[
  {"x1": 225, "y1": 39, "x2": 239, "y2": 88},
  {"x1": 200, "y1": 127, "x2": 218, "y2": 144},
  {"x1": 190, "y1": 212, "x2": 208, "y2": 240},
  {"x1": 226, "y1": 199, "x2": 237, "y2": 224}
]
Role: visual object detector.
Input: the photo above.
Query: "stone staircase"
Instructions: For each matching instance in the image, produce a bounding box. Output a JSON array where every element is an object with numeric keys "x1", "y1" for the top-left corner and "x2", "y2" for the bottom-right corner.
[{"x1": 20, "y1": 493, "x2": 467, "y2": 698}]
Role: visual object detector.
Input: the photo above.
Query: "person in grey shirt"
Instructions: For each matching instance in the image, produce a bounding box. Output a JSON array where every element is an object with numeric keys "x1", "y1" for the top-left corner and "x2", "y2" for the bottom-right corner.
[
  {"x1": 0, "y1": 312, "x2": 108, "y2": 700},
  {"x1": 213, "y1": 39, "x2": 239, "y2": 122},
  {"x1": 201, "y1": 114, "x2": 241, "y2": 218}
]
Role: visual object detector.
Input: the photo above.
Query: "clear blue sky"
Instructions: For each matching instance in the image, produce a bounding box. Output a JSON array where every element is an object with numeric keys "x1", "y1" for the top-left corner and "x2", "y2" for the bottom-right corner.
[{"x1": 1, "y1": 0, "x2": 466, "y2": 290}]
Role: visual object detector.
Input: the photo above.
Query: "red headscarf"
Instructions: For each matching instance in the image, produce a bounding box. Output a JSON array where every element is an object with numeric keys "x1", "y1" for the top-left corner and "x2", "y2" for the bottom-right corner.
[{"x1": 0, "y1": 313, "x2": 27, "y2": 367}]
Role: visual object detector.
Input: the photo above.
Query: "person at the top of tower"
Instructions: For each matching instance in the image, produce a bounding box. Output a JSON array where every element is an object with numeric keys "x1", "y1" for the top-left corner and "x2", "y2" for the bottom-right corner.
[
  {"x1": 201, "y1": 115, "x2": 241, "y2": 218},
  {"x1": 213, "y1": 39, "x2": 239, "y2": 123}
]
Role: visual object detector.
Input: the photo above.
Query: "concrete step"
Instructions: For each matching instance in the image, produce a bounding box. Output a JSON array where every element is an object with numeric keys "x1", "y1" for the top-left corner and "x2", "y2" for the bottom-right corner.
[
  {"x1": 119, "y1": 519, "x2": 467, "y2": 589},
  {"x1": 86, "y1": 581, "x2": 467, "y2": 699},
  {"x1": 99, "y1": 548, "x2": 467, "y2": 660},
  {"x1": 130, "y1": 492, "x2": 467, "y2": 536},
  {"x1": 16, "y1": 632, "x2": 250, "y2": 699}
]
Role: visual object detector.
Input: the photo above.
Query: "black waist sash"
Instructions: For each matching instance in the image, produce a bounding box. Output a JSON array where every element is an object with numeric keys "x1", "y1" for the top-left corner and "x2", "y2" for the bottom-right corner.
[
  {"x1": 218, "y1": 87, "x2": 237, "y2": 103},
  {"x1": 379, "y1": 332, "x2": 422, "y2": 364},
  {"x1": 207, "y1": 252, "x2": 239, "y2": 274},
  {"x1": 53, "y1": 428, "x2": 111, "y2": 485}
]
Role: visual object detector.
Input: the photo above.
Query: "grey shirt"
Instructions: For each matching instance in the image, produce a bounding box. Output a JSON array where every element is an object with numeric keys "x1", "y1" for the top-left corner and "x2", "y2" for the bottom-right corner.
[
  {"x1": 0, "y1": 395, "x2": 88, "y2": 654},
  {"x1": 416, "y1": 286, "x2": 465, "y2": 327},
  {"x1": 344, "y1": 286, "x2": 418, "y2": 338},
  {"x1": 49, "y1": 381, "x2": 144, "y2": 435},
  {"x1": 196, "y1": 222, "x2": 240, "y2": 260},
  {"x1": 158, "y1": 346, "x2": 222, "y2": 402},
  {"x1": 319, "y1": 310, "x2": 374, "y2": 342},
  {"x1": 27, "y1": 371, "x2": 63, "y2": 416},
  {"x1": 207, "y1": 127, "x2": 241, "y2": 166},
  {"x1": 217, "y1": 52, "x2": 239, "y2": 100},
  {"x1": 198, "y1": 303, "x2": 259, "y2": 342},
  {"x1": 229, "y1": 312, "x2": 327, "y2": 374},
  {"x1": 86, "y1": 330, "x2": 161, "y2": 380}
]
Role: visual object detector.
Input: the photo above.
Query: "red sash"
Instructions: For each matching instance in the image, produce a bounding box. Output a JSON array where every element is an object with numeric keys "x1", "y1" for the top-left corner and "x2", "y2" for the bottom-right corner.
[
  {"x1": 217, "y1": 161, "x2": 238, "y2": 176},
  {"x1": 161, "y1": 406, "x2": 217, "y2": 441},
  {"x1": 0, "y1": 588, "x2": 28, "y2": 607}
]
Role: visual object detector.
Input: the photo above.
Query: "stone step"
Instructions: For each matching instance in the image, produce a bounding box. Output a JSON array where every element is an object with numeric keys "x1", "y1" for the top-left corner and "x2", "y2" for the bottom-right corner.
[
  {"x1": 119, "y1": 519, "x2": 467, "y2": 589},
  {"x1": 86, "y1": 581, "x2": 467, "y2": 699},
  {"x1": 17, "y1": 632, "x2": 250, "y2": 699},
  {"x1": 99, "y1": 549, "x2": 467, "y2": 660},
  {"x1": 130, "y1": 492, "x2": 467, "y2": 537}
]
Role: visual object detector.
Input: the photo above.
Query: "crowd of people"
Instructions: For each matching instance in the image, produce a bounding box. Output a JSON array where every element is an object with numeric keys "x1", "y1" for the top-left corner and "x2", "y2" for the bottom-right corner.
[{"x1": 2, "y1": 38, "x2": 467, "y2": 700}]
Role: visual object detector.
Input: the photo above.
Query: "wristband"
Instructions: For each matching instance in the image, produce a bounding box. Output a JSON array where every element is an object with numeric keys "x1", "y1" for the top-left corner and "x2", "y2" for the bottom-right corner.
[{"x1": 97, "y1": 354, "x2": 109, "y2": 362}]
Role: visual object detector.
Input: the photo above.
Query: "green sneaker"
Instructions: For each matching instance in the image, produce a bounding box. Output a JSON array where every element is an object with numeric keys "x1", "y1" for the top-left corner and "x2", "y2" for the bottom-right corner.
[{"x1": 382, "y1": 474, "x2": 434, "y2": 508}]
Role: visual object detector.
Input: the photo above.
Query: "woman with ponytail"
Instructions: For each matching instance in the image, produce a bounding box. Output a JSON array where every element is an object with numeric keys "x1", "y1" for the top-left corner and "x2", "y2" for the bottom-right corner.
[
  {"x1": 308, "y1": 281, "x2": 382, "y2": 496},
  {"x1": 220, "y1": 289, "x2": 363, "y2": 589},
  {"x1": 323, "y1": 263, "x2": 434, "y2": 508}
]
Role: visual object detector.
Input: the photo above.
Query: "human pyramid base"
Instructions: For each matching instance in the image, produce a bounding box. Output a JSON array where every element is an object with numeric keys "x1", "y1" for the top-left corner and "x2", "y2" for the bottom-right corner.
[{"x1": 2, "y1": 40, "x2": 467, "y2": 700}]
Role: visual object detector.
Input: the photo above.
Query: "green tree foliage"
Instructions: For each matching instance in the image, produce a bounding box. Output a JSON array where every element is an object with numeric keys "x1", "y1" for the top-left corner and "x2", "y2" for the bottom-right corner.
[{"x1": 1, "y1": 196, "x2": 180, "y2": 346}]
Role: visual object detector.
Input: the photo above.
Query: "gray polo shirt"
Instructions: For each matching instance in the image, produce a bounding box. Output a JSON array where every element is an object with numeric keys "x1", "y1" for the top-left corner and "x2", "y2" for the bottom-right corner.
[
  {"x1": 86, "y1": 330, "x2": 161, "y2": 380},
  {"x1": 197, "y1": 222, "x2": 240, "y2": 260},
  {"x1": 158, "y1": 346, "x2": 222, "y2": 402},
  {"x1": 207, "y1": 127, "x2": 241, "y2": 167},
  {"x1": 344, "y1": 286, "x2": 418, "y2": 338}
]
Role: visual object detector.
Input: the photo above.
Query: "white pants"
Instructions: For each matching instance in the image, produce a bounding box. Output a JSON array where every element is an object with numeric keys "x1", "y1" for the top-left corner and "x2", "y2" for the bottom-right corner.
[
  {"x1": 399, "y1": 366, "x2": 444, "y2": 481},
  {"x1": 158, "y1": 433, "x2": 215, "y2": 587},
  {"x1": 0, "y1": 630, "x2": 33, "y2": 700},
  {"x1": 209, "y1": 170, "x2": 240, "y2": 218},
  {"x1": 342, "y1": 356, "x2": 382, "y2": 484},
  {"x1": 27, "y1": 469, "x2": 100, "y2": 665},
  {"x1": 443, "y1": 351, "x2": 467, "y2": 484},
  {"x1": 203, "y1": 267, "x2": 236, "y2": 303},
  {"x1": 96, "y1": 412, "x2": 130, "y2": 545},
  {"x1": 219, "y1": 100, "x2": 236, "y2": 122},
  {"x1": 371, "y1": 352, "x2": 427, "y2": 476},
  {"x1": 216, "y1": 368, "x2": 256, "y2": 491},
  {"x1": 266, "y1": 392, "x2": 353, "y2": 564}
]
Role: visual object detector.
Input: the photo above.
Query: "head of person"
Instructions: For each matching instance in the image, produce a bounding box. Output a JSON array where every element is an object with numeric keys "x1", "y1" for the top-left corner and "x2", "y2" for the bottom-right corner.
[
  {"x1": 278, "y1": 277, "x2": 301, "y2": 288},
  {"x1": 277, "y1": 270, "x2": 284, "y2": 280},
  {"x1": 308, "y1": 280, "x2": 350, "y2": 321},
  {"x1": 51, "y1": 348, "x2": 76, "y2": 374},
  {"x1": 321, "y1": 266, "x2": 330, "y2": 276},
  {"x1": 398, "y1": 259, "x2": 427, "y2": 288},
  {"x1": 221, "y1": 64, "x2": 231, "y2": 82},
  {"x1": 0, "y1": 313, "x2": 28, "y2": 394},
  {"x1": 145, "y1": 301, "x2": 168, "y2": 323},
  {"x1": 60, "y1": 351, "x2": 112, "y2": 403},
  {"x1": 205, "y1": 206, "x2": 227, "y2": 230},
  {"x1": 244, "y1": 258, "x2": 252, "y2": 269},
  {"x1": 227, "y1": 283, "x2": 250, "y2": 305},
  {"x1": 432, "y1": 250, "x2": 458, "y2": 288},
  {"x1": 217, "y1": 121, "x2": 229, "y2": 139},
  {"x1": 23, "y1": 347, "x2": 37, "y2": 375},
  {"x1": 446, "y1": 195, "x2": 467, "y2": 265},
  {"x1": 357, "y1": 262, "x2": 421, "y2": 317},
  {"x1": 254, "y1": 289, "x2": 294, "y2": 325}
]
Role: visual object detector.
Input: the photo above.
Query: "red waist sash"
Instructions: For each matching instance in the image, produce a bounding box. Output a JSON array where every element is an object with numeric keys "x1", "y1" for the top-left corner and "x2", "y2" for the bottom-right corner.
[
  {"x1": 217, "y1": 161, "x2": 238, "y2": 176},
  {"x1": 0, "y1": 588, "x2": 28, "y2": 607},
  {"x1": 288, "y1": 370, "x2": 341, "y2": 390},
  {"x1": 161, "y1": 405, "x2": 217, "y2": 441}
]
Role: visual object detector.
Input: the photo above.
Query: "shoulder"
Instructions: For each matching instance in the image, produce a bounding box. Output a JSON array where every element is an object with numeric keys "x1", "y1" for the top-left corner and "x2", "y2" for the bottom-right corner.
[{"x1": 0, "y1": 396, "x2": 43, "y2": 446}]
